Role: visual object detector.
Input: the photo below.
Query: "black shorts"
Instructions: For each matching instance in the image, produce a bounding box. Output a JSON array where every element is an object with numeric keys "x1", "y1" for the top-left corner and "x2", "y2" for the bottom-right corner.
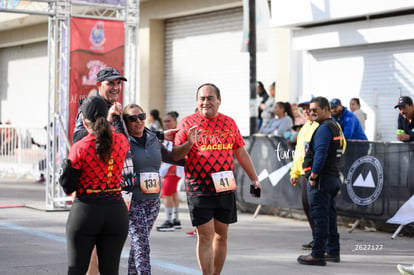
[{"x1": 187, "y1": 192, "x2": 237, "y2": 227}]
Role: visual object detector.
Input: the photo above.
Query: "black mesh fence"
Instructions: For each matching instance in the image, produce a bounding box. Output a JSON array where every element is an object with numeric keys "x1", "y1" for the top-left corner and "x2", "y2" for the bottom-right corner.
[{"x1": 235, "y1": 136, "x2": 414, "y2": 222}]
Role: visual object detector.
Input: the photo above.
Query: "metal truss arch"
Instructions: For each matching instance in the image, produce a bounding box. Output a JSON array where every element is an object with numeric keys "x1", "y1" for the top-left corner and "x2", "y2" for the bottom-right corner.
[{"x1": 1, "y1": 0, "x2": 139, "y2": 209}]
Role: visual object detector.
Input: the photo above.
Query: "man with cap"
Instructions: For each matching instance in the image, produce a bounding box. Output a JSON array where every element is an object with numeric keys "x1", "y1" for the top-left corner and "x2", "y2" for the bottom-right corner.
[
  {"x1": 394, "y1": 97, "x2": 414, "y2": 274},
  {"x1": 394, "y1": 96, "x2": 414, "y2": 142},
  {"x1": 290, "y1": 98, "x2": 319, "y2": 250},
  {"x1": 330, "y1": 98, "x2": 367, "y2": 140},
  {"x1": 72, "y1": 67, "x2": 127, "y2": 143}
]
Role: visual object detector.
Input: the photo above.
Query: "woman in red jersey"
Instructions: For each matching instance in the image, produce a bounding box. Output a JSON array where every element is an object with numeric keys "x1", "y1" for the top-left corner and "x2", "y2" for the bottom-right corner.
[{"x1": 59, "y1": 96, "x2": 130, "y2": 275}]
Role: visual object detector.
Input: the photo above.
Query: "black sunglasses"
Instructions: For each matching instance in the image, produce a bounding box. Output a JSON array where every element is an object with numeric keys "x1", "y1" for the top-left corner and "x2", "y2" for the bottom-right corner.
[{"x1": 127, "y1": 113, "x2": 146, "y2": 122}]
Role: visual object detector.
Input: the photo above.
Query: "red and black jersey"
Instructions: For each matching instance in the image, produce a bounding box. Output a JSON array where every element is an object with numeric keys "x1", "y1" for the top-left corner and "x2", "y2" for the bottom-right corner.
[
  {"x1": 68, "y1": 130, "x2": 129, "y2": 200},
  {"x1": 174, "y1": 112, "x2": 244, "y2": 196}
]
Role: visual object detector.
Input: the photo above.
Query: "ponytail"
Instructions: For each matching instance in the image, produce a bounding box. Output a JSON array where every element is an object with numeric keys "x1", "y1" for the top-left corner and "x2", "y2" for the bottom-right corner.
[{"x1": 91, "y1": 117, "x2": 113, "y2": 162}]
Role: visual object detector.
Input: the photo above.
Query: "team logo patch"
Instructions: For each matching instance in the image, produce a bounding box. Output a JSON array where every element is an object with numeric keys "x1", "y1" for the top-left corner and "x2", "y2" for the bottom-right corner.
[{"x1": 346, "y1": 156, "x2": 384, "y2": 206}]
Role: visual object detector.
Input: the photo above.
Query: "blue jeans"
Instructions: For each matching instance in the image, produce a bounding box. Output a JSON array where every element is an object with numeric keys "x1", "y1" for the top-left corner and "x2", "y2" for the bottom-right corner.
[{"x1": 307, "y1": 174, "x2": 340, "y2": 258}]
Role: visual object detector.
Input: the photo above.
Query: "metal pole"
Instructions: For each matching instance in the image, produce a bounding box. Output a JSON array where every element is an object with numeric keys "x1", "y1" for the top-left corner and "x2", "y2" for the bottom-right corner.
[{"x1": 248, "y1": 0, "x2": 257, "y2": 135}]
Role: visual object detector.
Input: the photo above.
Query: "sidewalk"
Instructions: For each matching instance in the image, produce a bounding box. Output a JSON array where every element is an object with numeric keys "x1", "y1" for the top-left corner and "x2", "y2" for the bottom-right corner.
[{"x1": 0, "y1": 179, "x2": 413, "y2": 275}]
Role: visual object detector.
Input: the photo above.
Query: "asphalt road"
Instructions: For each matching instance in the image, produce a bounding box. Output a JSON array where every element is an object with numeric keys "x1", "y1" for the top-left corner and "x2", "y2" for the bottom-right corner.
[{"x1": 0, "y1": 178, "x2": 413, "y2": 275}]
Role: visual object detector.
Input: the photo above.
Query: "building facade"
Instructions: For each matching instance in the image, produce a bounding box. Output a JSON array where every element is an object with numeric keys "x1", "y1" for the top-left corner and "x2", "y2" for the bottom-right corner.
[
  {"x1": 0, "y1": 0, "x2": 288, "y2": 136},
  {"x1": 2, "y1": 0, "x2": 413, "y2": 140},
  {"x1": 271, "y1": 0, "x2": 414, "y2": 141}
]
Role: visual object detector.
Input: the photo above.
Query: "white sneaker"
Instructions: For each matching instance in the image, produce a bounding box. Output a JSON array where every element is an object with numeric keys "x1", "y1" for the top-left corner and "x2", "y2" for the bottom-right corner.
[{"x1": 397, "y1": 264, "x2": 414, "y2": 275}]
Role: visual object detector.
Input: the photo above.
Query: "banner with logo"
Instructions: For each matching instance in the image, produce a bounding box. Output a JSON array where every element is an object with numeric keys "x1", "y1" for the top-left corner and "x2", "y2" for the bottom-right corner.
[{"x1": 69, "y1": 17, "x2": 124, "y2": 143}]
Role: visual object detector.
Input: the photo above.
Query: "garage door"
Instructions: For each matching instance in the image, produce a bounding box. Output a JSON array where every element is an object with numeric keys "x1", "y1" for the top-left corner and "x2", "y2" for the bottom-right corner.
[
  {"x1": 0, "y1": 41, "x2": 48, "y2": 127},
  {"x1": 308, "y1": 40, "x2": 414, "y2": 142},
  {"x1": 164, "y1": 8, "x2": 276, "y2": 135}
]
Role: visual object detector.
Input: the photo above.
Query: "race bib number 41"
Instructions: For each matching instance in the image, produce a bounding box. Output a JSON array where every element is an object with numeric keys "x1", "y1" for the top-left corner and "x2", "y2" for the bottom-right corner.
[
  {"x1": 140, "y1": 172, "x2": 160, "y2": 194},
  {"x1": 211, "y1": 171, "x2": 236, "y2": 193}
]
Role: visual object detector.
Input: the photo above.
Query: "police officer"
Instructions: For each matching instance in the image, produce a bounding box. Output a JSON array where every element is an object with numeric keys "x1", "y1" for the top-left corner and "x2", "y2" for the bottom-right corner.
[{"x1": 297, "y1": 96, "x2": 346, "y2": 266}]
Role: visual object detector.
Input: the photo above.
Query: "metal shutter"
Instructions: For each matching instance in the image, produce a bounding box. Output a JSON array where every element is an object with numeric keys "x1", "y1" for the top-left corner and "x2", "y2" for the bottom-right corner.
[
  {"x1": 164, "y1": 8, "x2": 276, "y2": 135},
  {"x1": 308, "y1": 40, "x2": 414, "y2": 142},
  {"x1": 0, "y1": 41, "x2": 48, "y2": 127}
]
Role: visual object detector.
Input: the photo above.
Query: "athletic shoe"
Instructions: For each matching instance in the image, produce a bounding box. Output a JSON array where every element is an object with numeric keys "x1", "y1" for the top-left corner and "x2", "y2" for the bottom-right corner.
[
  {"x1": 397, "y1": 264, "x2": 414, "y2": 275},
  {"x1": 173, "y1": 219, "x2": 182, "y2": 229},
  {"x1": 156, "y1": 220, "x2": 175, "y2": 232},
  {"x1": 302, "y1": 240, "x2": 314, "y2": 250},
  {"x1": 186, "y1": 229, "x2": 197, "y2": 237}
]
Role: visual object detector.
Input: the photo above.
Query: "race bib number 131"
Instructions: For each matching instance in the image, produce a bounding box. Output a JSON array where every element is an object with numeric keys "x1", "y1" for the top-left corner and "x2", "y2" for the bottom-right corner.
[{"x1": 211, "y1": 171, "x2": 236, "y2": 193}]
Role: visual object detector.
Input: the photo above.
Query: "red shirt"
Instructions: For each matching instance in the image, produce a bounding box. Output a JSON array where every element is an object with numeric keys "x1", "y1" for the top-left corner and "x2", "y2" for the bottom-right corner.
[
  {"x1": 174, "y1": 112, "x2": 244, "y2": 196},
  {"x1": 166, "y1": 165, "x2": 177, "y2": 177},
  {"x1": 68, "y1": 130, "x2": 129, "y2": 200}
]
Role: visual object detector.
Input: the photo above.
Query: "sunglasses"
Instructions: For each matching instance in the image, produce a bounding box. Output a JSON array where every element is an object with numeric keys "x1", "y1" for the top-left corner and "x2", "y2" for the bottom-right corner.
[
  {"x1": 127, "y1": 113, "x2": 146, "y2": 122},
  {"x1": 309, "y1": 108, "x2": 319, "y2": 113}
]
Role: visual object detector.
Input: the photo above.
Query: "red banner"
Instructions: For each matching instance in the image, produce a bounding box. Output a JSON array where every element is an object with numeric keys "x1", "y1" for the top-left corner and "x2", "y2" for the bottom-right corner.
[{"x1": 69, "y1": 17, "x2": 124, "y2": 143}]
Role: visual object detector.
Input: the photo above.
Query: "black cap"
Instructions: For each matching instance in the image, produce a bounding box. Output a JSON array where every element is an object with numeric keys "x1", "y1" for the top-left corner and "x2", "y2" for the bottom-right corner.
[
  {"x1": 394, "y1": 96, "x2": 413, "y2": 108},
  {"x1": 80, "y1": 96, "x2": 108, "y2": 122},
  {"x1": 96, "y1": 67, "x2": 127, "y2": 82},
  {"x1": 330, "y1": 98, "x2": 342, "y2": 107}
]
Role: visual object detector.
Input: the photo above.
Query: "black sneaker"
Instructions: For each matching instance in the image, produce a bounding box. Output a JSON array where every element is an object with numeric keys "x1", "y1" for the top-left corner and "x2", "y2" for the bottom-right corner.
[
  {"x1": 173, "y1": 219, "x2": 182, "y2": 229},
  {"x1": 302, "y1": 240, "x2": 314, "y2": 250},
  {"x1": 156, "y1": 220, "x2": 175, "y2": 232}
]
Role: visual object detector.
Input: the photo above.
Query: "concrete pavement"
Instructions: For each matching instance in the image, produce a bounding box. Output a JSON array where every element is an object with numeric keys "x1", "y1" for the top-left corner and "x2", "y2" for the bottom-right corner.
[{"x1": 0, "y1": 178, "x2": 413, "y2": 275}]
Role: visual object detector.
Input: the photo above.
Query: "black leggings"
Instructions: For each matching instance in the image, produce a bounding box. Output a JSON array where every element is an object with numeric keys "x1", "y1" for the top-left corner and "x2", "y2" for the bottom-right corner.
[{"x1": 66, "y1": 198, "x2": 129, "y2": 275}]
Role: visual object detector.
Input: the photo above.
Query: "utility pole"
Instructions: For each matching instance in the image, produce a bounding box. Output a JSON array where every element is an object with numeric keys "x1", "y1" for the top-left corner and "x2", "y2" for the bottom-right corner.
[{"x1": 248, "y1": 0, "x2": 257, "y2": 135}]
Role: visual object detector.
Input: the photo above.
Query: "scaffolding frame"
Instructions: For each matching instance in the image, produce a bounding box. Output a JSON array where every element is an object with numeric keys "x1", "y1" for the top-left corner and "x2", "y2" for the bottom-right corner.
[{"x1": 0, "y1": 0, "x2": 139, "y2": 209}]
